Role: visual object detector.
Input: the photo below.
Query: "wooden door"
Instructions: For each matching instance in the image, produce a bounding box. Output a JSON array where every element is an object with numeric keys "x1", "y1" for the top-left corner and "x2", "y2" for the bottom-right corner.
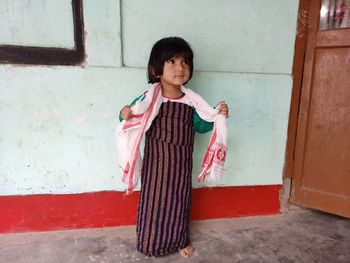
[{"x1": 290, "y1": 0, "x2": 350, "y2": 218}]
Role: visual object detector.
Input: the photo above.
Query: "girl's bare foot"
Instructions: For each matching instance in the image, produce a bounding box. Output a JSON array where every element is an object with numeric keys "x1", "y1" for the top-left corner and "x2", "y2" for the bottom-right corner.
[{"x1": 179, "y1": 245, "x2": 194, "y2": 258}]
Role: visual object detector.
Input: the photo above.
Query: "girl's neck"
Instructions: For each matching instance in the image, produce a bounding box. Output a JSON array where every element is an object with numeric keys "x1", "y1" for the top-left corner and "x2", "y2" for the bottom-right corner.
[{"x1": 161, "y1": 83, "x2": 183, "y2": 98}]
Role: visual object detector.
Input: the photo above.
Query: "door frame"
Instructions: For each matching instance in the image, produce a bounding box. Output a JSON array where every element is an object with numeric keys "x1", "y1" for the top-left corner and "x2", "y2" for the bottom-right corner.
[{"x1": 282, "y1": 0, "x2": 311, "y2": 201}]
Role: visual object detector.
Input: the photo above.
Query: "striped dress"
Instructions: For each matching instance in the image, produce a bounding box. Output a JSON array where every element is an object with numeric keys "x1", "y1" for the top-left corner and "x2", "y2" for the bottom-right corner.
[{"x1": 136, "y1": 100, "x2": 195, "y2": 257}]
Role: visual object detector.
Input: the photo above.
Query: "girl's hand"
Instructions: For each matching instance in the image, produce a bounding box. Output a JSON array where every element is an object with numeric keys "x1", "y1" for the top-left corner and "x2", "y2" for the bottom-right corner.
[
  {"x1": 121, "y1": 105, "x2": 133, "y2": 121},
  {"x1": 217, "y1": 101, "x2": 229, "y2": 118}
]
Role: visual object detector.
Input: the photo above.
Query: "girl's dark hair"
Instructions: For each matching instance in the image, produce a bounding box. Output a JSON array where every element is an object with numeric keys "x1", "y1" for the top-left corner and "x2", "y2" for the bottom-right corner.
[{"x1": 147, "y1": 37, "x2": 194, "y2": 84}]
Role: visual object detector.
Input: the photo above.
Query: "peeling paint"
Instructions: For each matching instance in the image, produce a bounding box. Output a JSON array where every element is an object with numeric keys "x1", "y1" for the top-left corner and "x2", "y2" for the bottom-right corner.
[
  {"x1": 16, "y1": 139, "x2": 23, "y2": 148},
  {"x1": 74, "y1": 115, "x2": 87, "y2": 123}
]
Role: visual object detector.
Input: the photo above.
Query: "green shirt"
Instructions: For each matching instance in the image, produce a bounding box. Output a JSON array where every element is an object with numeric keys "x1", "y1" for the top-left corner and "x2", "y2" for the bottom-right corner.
[{"x1": 119, "y1": 95, "x2": 213, "y2": 134}]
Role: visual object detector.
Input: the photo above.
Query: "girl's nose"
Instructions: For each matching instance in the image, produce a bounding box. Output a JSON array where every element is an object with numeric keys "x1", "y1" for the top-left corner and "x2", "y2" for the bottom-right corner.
[{"x1": 176, "y1": 62, "x2": 184, "y2": 70}]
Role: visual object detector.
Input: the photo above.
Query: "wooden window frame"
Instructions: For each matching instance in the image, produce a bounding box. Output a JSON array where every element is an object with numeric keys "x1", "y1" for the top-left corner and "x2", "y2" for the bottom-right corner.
[{"x1": 0, "y1": 0, "x2": 85, "y2": 66}]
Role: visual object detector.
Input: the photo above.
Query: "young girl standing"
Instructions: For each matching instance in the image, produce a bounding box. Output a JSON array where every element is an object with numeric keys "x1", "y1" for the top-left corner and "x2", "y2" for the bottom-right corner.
[{"x1": 118, "y1": 37, "x2": 228, "y2": 258}]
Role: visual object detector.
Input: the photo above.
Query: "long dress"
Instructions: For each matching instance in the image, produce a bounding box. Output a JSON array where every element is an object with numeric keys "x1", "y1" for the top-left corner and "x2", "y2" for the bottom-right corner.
[{"x1": 136, "y1": 100, "x2": 195, "y2": 257}]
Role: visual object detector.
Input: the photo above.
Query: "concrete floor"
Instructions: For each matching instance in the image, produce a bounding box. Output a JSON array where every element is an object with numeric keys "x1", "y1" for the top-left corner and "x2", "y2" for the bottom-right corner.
[{"x1": 0, "y1": 206, "x2": 349, "y2": 263}]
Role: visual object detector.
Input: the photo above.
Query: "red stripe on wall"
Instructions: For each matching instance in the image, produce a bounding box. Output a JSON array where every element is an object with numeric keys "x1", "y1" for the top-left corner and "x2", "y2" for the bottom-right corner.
[{"x1": 0, "y1": 185, "x2": 282, "y2": 233}]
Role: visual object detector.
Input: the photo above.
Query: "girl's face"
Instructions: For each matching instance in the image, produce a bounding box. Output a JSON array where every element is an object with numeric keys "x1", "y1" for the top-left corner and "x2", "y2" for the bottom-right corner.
[{"x1": 160, "y1": 56, "x2": 190, "y2": 89}]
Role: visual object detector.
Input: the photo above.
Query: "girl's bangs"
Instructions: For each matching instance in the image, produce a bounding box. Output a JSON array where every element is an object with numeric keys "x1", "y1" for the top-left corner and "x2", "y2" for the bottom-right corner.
[{"x1": 162, "y1": 48, "x2": 192, "y2": 62}]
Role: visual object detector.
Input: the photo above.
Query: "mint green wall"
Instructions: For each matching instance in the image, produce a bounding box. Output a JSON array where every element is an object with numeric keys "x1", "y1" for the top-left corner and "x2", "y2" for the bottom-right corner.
[
  {"x1": 0, "y1": 0, "x2": 298, "y2": 195},
  {"x1": 0, "y1": 1, "x2": 74, "y2": 48},
  {"x1": 122, "y1": 0, "x2": 297, "y2": 74}
]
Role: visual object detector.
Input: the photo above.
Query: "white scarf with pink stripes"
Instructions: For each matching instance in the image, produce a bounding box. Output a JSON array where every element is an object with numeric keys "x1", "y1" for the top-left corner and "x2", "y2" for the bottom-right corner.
[{"x1": 116, "y1": 83, "x2": 228, "y2": 193}]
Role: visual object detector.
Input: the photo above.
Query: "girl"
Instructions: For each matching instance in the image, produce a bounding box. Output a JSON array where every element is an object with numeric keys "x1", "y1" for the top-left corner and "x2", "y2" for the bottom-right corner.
[{"x1": 118, "y1": 37, "x2": 228, "y2": 258}]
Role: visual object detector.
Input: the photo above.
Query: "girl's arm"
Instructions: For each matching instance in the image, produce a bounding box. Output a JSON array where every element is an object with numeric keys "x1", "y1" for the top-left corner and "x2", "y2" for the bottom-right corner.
[
  {"x1": 118, "y1": 94, "x2": 143, "y2": 122},
  {"x1": 193, "y1": 101, "x2": 229, "y2": 133},
  {"x1": 193, "y1": 110, "x2": 214, "y2": 133}
]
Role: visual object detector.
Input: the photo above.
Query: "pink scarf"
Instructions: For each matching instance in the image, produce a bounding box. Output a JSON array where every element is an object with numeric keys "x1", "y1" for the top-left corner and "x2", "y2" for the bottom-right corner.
[{"x1": 116, "y1": 83, "x2": 228, "y2": 193}]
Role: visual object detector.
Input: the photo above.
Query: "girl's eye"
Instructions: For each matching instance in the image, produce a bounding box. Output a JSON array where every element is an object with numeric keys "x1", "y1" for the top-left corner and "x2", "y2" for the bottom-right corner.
[
  {"x1": 167, "y1": 59, "x2": 175, "y2": 64},
  {"x1": 182, "y1": 60, "x2": 188, "y2": 65}
]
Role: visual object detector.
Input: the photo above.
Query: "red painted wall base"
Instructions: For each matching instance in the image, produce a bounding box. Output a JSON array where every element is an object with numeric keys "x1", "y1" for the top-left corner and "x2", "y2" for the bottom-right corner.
[{"x1": 0, "y1": 185, "x2": 282, "y2": 233}]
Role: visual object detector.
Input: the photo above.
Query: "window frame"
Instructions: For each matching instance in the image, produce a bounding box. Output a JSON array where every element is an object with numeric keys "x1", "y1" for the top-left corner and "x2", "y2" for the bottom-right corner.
[{"x1": 0, "y1": 0, "x2": 85, "y2": 66}]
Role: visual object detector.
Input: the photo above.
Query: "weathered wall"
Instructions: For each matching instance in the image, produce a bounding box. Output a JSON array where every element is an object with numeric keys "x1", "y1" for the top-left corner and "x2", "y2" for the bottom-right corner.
[{"x1": 0, "y1": 0, "x2": 299, "y2": 195}]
